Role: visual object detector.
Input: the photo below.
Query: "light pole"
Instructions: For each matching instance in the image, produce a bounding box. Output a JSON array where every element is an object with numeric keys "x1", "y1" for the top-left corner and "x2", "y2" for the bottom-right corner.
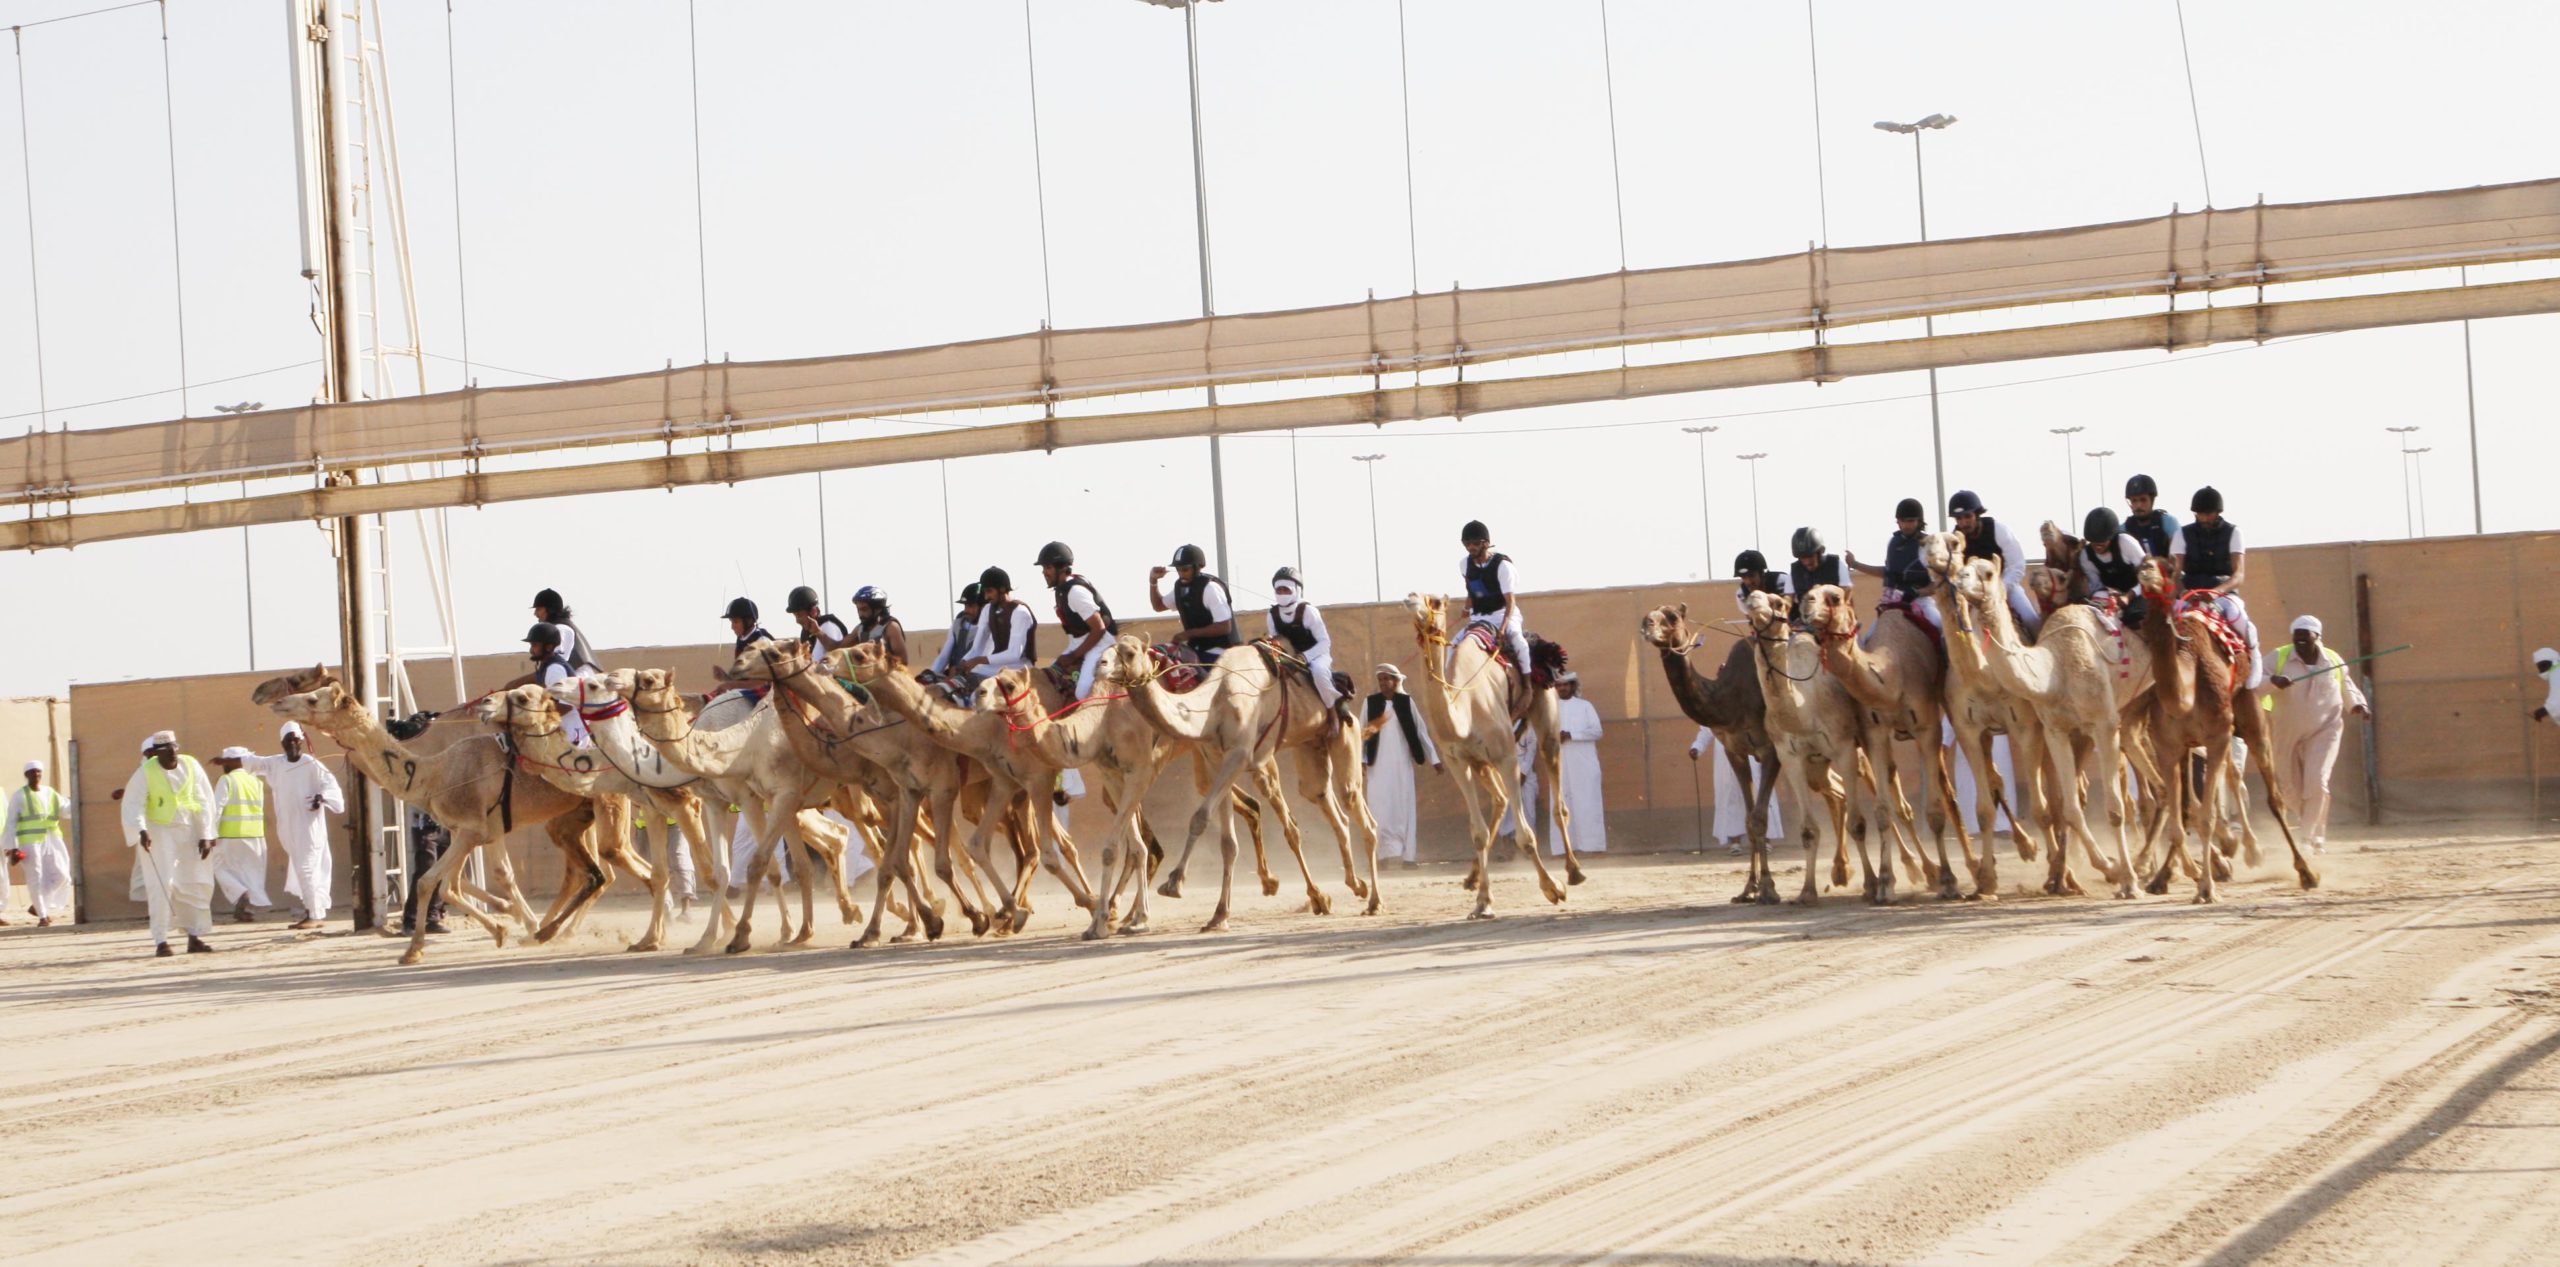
[
  {"x1": 2386, "y1": 425, "x2": 2421, "y2": 538},
  {"x1": 2461, "y1": 264, "x2": 2483, "y2": 533},
  {"x1": 2048, "y1": 425, "x2": 2084, "y2": 517},
  {"x1": 1874, "y1": 112, "x2": 1956, "y2": 526},
  {"x1": 1681, "y1": 424, "x2": 1719, "y2": 572},
  {"x1": 217, "y1": 401, "x2": 263, "y2": 667},
  {"x1": 2408, "y1": 446, "x2": 2433, "y2": 536},
  {"x1": 1139, "y1": 0, "x2": 1232, "y2": 576},
  {"x1": 2085, "y1": 449, "x2": 2115, "y2": 503},
  {"x1": 1354, "y1": 453, "x2": 1387, "y2": 602},
  {"x1": 1736, "y1": 452, "x2": 1769, "y2": 552}
]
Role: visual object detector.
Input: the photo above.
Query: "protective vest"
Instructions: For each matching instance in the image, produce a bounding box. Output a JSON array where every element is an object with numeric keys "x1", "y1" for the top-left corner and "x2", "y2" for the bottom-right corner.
[
  {"x1": 1789, "y1": 554, "x2": 1845, "y2": 597},
  {"x1": 1172, "y1": 574, "x2": 1237, "y2": 652},
  {"x1": 985, "y1": 600, "x2": 1039, "y2": 661},
  {"x1": 1270, "y1": 604, "x2": 1318, "y2": 655},
  {"x1": 1962, "y1": 516, "x2": 2006, "y2": 566},
  {"x1": 2123, "y1": 510, "x2": 2175, "y2": 559},
  {"x1": 730, "y1": 628, "x2": 774, "y2": 657},
  {"x1": 1051, "y1": 577, "x2": 1117, "y2": 639},
  {"x1": 1363, "y1": 693, "x2": 1429, "y2": 767},
  {"x1": 142, "y1": 755, "x2": 206, "y2": 826},
  {"x1": 13, "y1": 786, "x2": 61, "y2": 841},
  {"x1": 1463, "y1": 553, "x2": 1513, "y2": 617},
  {"x1": 798, "y1": 614, "x2": 848, "y2": 655},
  {"x1": 2181, "y1": 519, "x2": 2238, "y2": 589},
  {"x1": 217, "y1": 769, "x2": 267, "y2": 839},
  {"x1": 2259, "y1": 644, "x2": 2297, "y2": 712},
  {"x1": 1881, "y1": 530, "x2": 1932, "y2": 597},
  {"x1": 2087, "y1": 537, "x2": 2141, "y2": 593},
  {"x1": 856, "y1": 615, "x2": 900, "y2": 647}
]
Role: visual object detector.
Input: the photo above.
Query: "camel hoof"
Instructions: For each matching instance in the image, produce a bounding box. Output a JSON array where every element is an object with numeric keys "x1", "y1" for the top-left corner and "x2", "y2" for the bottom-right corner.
[
  {"x1": 2192, "y1": 890, "x2": 2218, "y2": 905},
  {"x1": 1157, "y1": 878, "x2": 1185, "y2": 899},
  {"x1": 2297, "y1": 869, "x2": 2321, "y2": 890},
  {"x1": 1937, "y1": 882, "x2": 1962, "y2": 901},
  {"x1": 2145, "y1": 875, "x2": 2172, "y2": 896},
  {"x1": 965, "y1": 909, "x2": 991, "y2": 938},
  {"x1": 1830, "y1": 859, "x2": 1850, "y2": 888},
  {"x1": 724, "y1": 933, "x2": 752, "y2": 955},
  {"x1": 2209, "y1": 855, "x2": 2233, "y2": 882},
  {"x1": 892, "y1": 931, "x2": 919, "y2": 944},
  {"x1": 1346, "y1": 877, "x2": 1369, "y2": 900},
  {"x1": 1461, "y1": 871, "x2": 1482, "y2": 892},
  {"x1": 1119, "y1": 916, "x2": 1152, "y2": 935},
  {"x1": 1787, "y1": 894, "x2": 1818, "y2": 907},
  {"x1": 491, "y1": 925, "x2": 510, "y2": 950},
  {"x1": 1566, "y1": 863, "x2": 1587, "y2": 886},
  {"x1": 1200, "y1": 914, "x2": 1230, "y2": 933},
  {"x1": 1009, "y1": 908, "x2": 1034, "y2": 934},
  {"x1": 788, "y1": 929, "x2": 815, "y2": 946},
  {"x1": 1468, "y1": 908, "x2": 1498, "y2": 920},
  {"x1": 1260, "y1": 877, "x2": 1282, "y2": 898},
  {"x1": 923, "y1": 912, "x2": 947, "y2": 941},
  {"x1": 1730, "y1": 890, "x2": 1757, "y2": 904},
  {"x1": 1968, "y1": 889, "x2": 1998, "y2": 902},
  {"x1": 2115, "y1": 881, "x2": 2138, "y2": 900},
  {"x1": 1307, "y1": 892, "x2": 1332, "y2": 916},
  {"x1": 627, "y1": 938, "x2": 660, "y2": 953},
  {"x1": 1080, "y1": 924, "x2": 1109, "y2": 942},
  {"x1": 397, "y1": 947, "x2": 425, "y2": 966},
  {"x1": 852, "y1": 932, "x2": 882, "y2": 949}
]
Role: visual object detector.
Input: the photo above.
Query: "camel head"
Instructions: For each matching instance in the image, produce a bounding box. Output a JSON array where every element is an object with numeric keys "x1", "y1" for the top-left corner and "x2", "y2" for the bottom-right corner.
[
  {"x1": 1741, "y1": 588, "x2": 1791, "y2": 635},
  {"x1": 1798, "y1": 584, "x2": 1858, "y2": 642},
  {"x1": 2024, "y1": 565, "x2": 2071, "y2": 614},
  {"x1": 472, "y1": 683, "x2": 563, "y2": 735},
  {"x1": 250, "y1": 664, "x2": 337, "y2": 706},
  {"x1": 2137, "y1": 554, "x2": 2178, "y2": 602},
  {"x1": 1404, "y1": 592, "x2": 1453, "y2": 644},
  {"x1": 724, "y1": 637, "x2": 809, "y2": 685},
  {"x1": 1100, "y1": 632, "x2": 1152, "y2": 687},
  {"x1": 1637, "y1": 602, "x2": 1696, "y2": 651},
  {"x1": 2039, "y1": 520, "x2": 2080, "y2": 571},
  {"x1": 984, "y1": 666, "x2": 1040, "y2": 718},
  {"x1": 828, "y1": 642, "x2": 892, "y2": 685},
  {"x1": 1945, "y1": 557, "x2": 2004, "y2": 628},
  {"x1": 627, "y1": 667, "x2": 685, "y2": 714},
  {"x1": 1921, "y1": 530, "x2": 1966, "y2": 586},
  {"x1": 544, "y1": 667, "x2": 634, "y2": 713},
  {"x1": 265, "y1": 676, "x2": 357, "y2": 727}
]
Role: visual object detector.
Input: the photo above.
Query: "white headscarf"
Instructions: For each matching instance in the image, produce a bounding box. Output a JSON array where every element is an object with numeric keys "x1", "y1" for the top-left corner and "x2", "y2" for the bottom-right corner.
[
  {"x1": 219, "y1": 746, "x2": 254, "y2": 761},
  {"x1": 1374, "y1": 663, "x2": 1404, "y2": 681},
  {"x1": 2291, "y1": 614, "x2": 2323, "y2": 637},
  {"x1": 279, "y1": 720, "x2": 305, "y2": 742},
  {"x1": 144, "y1": 730, "x2": 176, "y2": 752},
  {"x1": 2535, "y1": 647, "x2": 2558, "y2": 673},
  {"x1": 1272, "y1": 578, "x2": 1304, "y2": 619},
  {"x1": 22, "y1": 759, "x2": 41, "y2": 774}
]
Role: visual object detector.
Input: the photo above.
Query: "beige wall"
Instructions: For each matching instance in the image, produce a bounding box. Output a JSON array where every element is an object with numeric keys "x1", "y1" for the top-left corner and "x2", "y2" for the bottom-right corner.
[{"x1": 60, "y1": 529, "x2": 2560, "y2": 923}]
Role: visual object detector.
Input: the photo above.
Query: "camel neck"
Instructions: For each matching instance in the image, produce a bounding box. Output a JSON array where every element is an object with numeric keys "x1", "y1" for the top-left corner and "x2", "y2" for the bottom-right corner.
[{"x1": 1656, "y1": 639, "x2": 1738, "y2": 729}]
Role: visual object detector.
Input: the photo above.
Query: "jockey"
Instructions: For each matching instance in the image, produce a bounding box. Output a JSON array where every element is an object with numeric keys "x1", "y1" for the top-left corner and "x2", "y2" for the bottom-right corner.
[
  {"x1": 713, "y1": 597, "x2": 776, "y2": 704},
  {"x1": 850, "y1": 585, "x2": 907, "y2": 664},
  {"x1": 956, "y1": 567, "x2": 1037, "y2": 690},
  {"x1": 786, "y1": 585, "x2": 852, "y2": 657},
  {"x1": 1266, "y1": 566, "x2": 1346, "y2": 716},
  {"x1": 1150, "y1": 544, "x2": 1238, "y2": 661},
  {"x1": 1732, "y1": 549, "x2": 1790, "y2": 615},
  {"x1": 2122, "y1": 473, "x2": 2181, "y2": 559},
  {"x1": 1847, "y1": 497, "x2": 1940, "y2": 634},
  {"x1": 925, "y1": 582, "x2": 984, "y2": 681},
  {"x1": 1786, "y1": 527, "x2": 1844, "y2": 628},
  {"x1": 1038, "y1": 541, "x2": 1118, "y2": 700},
  {"x1": 2172, "y1": 485, "x2": 2264, "y2": 688},
  {"x1": 1948, "y1": 489, "x2": 2043, "y2": 636},
  {"x1": 2077, "y1": 506, "x2": 2148, "y2": 615},
  {"x1": 1459, "y1": 520, "x2": 1532, "y2": 674}
]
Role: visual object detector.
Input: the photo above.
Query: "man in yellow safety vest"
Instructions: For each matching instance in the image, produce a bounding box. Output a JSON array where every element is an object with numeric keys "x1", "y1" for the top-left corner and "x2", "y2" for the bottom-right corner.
[
  {"x1": 4, "y1": 759, "x2": 74, "y2": 926},
  {"x1": 120, "y1": 730, "x2": 218, "y2": 957},
  {"x1": 210, "y1": 747, "x2": 273, "y2": 924},
  {"x1": 2264, "y1": 614, "x2": 2370, "y2": 853}
]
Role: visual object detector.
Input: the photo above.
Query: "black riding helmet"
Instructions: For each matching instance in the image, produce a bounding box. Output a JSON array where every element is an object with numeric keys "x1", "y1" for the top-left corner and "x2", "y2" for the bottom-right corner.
[
  {"x1": 1790, "y1": 527, "x2": 1824, "y2": 559},
  {"x1": 524, "y1": 621, "x2": 561, "y2": 647},
  {"x1": 1037, "y1": 541, "x2": 1074, "y2": 569},
  {"x1": 1733, "y1": 549, "x2": 1769, "y2": 577},
  {"x1": 1460, "y1": 519, "x2": 1491, "y2": 545},
  {"x1": 722, "y1": 597, "x2": 758, "y2": 624},
  {"x1": 785, "y1": 585, "x2": 820, "y2": 614},
  {"x1": 979, "y1": 566, "x2": 1013, "y2": 593},
  {"x1": 2191, "y1": 485, "x2": 2224, "y2": 514},
  {"x1": 1894, "y1": 497, "x2": 1924, "y2": 521},
  {"x1": 2125, "y1": 473, "x2": 2159, "y2": 499},
  {"x1": 1169, "y1": 544, "x2": 1206, "y2": 570},
  {"x1": 2083, "y1": 506, "x2": 2121, "y2": 543},
  {"x1": 1948, "y1": 489, "x2": 1985, "y2": 517},
  {"x1": 1272, "y1": 565, "x2": 1304, "y2": 587},
  {"x1": 956, "y1": 582, "x2": 984, "y2": 606}
]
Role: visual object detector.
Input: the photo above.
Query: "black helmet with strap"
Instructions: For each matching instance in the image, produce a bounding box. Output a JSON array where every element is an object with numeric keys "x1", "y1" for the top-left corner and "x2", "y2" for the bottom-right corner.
[
  {"x1": 786, "y1": 585, "x2": 820, "y2": 614},
  {"x1": 2125, "y1": 473, "x2": 2159, "y2": 499},
  {"x1": 979, "y1": 566, "x2": 1013, "y2": 593},
  {"x1": 2083, "y1": 506, "x2": 2121, "y2": 543},
  {"x1": 2190, "y1": 485, "x2": 2224, "y2": 514},
  {"x1": 1790, "y1": 526, "x2": 1824, "y2": 559},
  {"x1": 1170, "y1": 543, "x2": 1207, "y2": 570},
  {"x1": 1948, "y1": 489, "x2": 1985, "y2": 516},
  {"x1": 1894, "y1": 497, "x2": 1924, "y2": 521},
  {"x1": 1732, "y1": 549, "x2": 1768, "y2": 576},
  {"x1": 1036, "y1": 541, "x2": 1074, "y2": 569},
  {"x1": 722, "y1": 597, "x2": 757, "y2": 624}
]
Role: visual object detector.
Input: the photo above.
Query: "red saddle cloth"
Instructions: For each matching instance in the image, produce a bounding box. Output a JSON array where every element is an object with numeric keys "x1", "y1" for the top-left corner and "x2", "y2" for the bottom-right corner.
[
  {"x1": 1875, "y1": 597, "x2": 1944, "y2": 654},
  {"x1": 1457, "y1": 626, "x2": 1569, "y2": 692},
  {"x1": 2171, "y1": 592, "x2": 2251, "y2": 699},
  {"x1": 1145, "y1": 644, "x2": 1211, "y2": 694}
]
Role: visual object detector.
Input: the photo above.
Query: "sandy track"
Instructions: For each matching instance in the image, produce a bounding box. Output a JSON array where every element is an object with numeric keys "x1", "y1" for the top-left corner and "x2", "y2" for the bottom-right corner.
[{"x1": 3, "y1": 831, "x2": 2556, "y2": 1266}]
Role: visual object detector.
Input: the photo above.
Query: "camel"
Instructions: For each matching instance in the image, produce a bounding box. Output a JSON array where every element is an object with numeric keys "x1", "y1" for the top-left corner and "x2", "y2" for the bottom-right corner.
[
  {"x1": 1636, "y1": 603, "x2": 1787, "y2": 903},
  {"x1": 1922, "y1": 531, "x2": 2056, "y2": 896},
  {"x1": 473, "y1": 683, "x2": 718, "y2": 950},
  {"x1": 1947, "y1": 557, "x2": 2158, "y2": 899},
  {"x1": 1099, "y1": 632, "x2": 1381, "y2": 931},
  {"x1": 722, "y1": 641, "x2": 1028, "y2": 946},
  {"x1": 250, "y1": 666, "x2": 599, "y2": 966},
  {"x1": 2132, "y1": 557, "x2": 2317, "y2": 900},
  {"x1": 545, "y1": 669, "x2": 884, "y2": 953},
  {"x1": 1400, "y1": 595, "x2": 1574, "y2": 918},
  {"x1": 1739, "y1": 591, "x2": 1895, "y2": 903},
  {"x1": 828, "y1": 646, "x2": 1107, "y2": 935},
  {"x1": 981, "y1": 664, "x2": 1290, "y2": 936},
  {"x1": 1798, "y1": 585, "x2": 1973, "y2": 900}
]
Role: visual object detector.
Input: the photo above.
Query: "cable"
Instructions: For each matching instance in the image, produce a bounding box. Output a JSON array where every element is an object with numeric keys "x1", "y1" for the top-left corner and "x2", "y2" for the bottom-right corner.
[
  {"x1": 0, "y1": 358, "x2": 320, "y2": 424},
  {"x1": 421, "y1": 349, "x2": 562, "y2": 382},
  {"x1": 443, "y1": 0, "x2": 472, "y2": 386},
  {"x1": 1595, "y1": 0, "x2": 1628, "y2": 272},
  {"x1": 10, "y1": 27, "x2": 46, "y2": 429},
  {"x1": 11, "y1": 0, "x2": 153, "y2": 32},
  {"x1": 1021, "y1": 0, "x2": 1053, "y2": 327},
  {"x1": 684, "y1": 0, "x2": 709, "y2": 363},
  {"x1": 2171, "y1": 0, "x2": 2213, "y2": 205},
  {"x1": 1393, "y1": 0, "x2": 1419, "y2": 295},
  {"x1": 154, "y1": 0, "x2": 187, "y2": 415},
  {"x1": 1803, "y1": 0, "x2": 1829, "y2": 246}
]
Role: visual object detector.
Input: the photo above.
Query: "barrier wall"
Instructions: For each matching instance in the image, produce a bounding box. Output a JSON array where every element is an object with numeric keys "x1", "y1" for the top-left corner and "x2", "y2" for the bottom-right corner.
[{"x1": 57, "y1": 530, "x2": 2560, "y2": 923}]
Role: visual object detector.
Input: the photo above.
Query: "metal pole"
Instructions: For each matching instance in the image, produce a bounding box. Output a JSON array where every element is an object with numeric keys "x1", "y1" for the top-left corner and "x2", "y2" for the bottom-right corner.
[
  {"x1": 1181, "y1": 0, "x2": 1229, "y2": 578},
  {"x1": 2411, "y1": 448, "x2": 2431, "y2": 536},
  {"x1": 1290, "y1": 430, "x2": 1303, "y2": 566},
  {"x1": 1683, "y1": 425, "x2": 1716, "y2": 571},
  {"x1": 2049, "y1": 425, "x2": 2083, "y2": 518},
  {"x1": 1738, "y1": 453, "x2": 1768, "y2": 549},
  {"x1": 2386, "y1": 426, "x2": 2419, "y2": 539},
  {"x1": 1356, "y1": 453, "x2": 1386, "y2": 602},
  {"x1": 1914, "y1": 131, "x2": 1947, "y2": 529},
  {"x1": 2087, "y1": 449, "x2": 2114, "y2": 503},
  {"x1": 2461, "y1": 265, "x2": 2483, "y2": 533},
  {"x1": 938, "y1": 459, "x2": 955, "y2": 601}
]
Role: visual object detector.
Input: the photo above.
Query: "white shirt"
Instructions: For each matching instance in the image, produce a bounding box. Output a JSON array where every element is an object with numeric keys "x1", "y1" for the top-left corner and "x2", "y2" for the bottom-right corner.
[
  {"x1": 2081, "y1": 532, "x2": 2148, "y2": 594},
  {"x1": 966, "y1": 600, "x2": 1035, "y2": 669},
  {"x1": 1059, "y1": 583, "x2": 1106, "y2": 652},
  {"x1": 537, "y1": 659, "x2": 590, "y2": 746},
  {"x1": 1267, "y1": 599, "x2": 1332, "y2": 658},
  {"x1": 1980, "y1": 518, "x2": 2028, "y2": 588},
  {"x1": 1689, "y1": 725, "x2": 1712, "y2": 758},
  {"x1": 2542, "y1": 663, "x2": 2560, "y2": 722},
  {"x1": 933, "y1": 612, "x2": 977, "y2": 674},
  {"x1": 1557, "y1": 695, "x2": 1602, "y2": 743},
  {"x1": 1461, "y1": 557, "x2": 1519, "y2": 624}
]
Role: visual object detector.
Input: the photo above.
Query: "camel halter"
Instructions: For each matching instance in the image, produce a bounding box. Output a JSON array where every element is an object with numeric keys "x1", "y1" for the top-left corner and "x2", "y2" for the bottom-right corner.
[
  {"x1": 1750, "y1": 624, "x2": 1820, "y2": 683},
  {"x1": 1413, "y1": 610, "x2": 1505, "y2": 694}
]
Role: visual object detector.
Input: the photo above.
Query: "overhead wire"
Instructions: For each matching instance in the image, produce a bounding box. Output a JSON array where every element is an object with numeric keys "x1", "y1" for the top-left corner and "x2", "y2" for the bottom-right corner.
[
  {"x1": 1021, "y1": 0, "x2": 1053, "y2": 327},
  {"x1": 442, "y1": 0, "x2": 471, "y2": 387},
  {"x1": 1803, "y1": 0, "x2": 1828, "y2": 246},
  {"x1": 1595, "y1": 0, "x2": 1627, "y2": 273},
  {"x1": 684, "y1": 0, "x2": 709, "y2": 364},
  {"x1": 153, "y1": 0, "x2": 187, "y2": 414},
  {"x1": 10, "y1": 25, "x2": 46, "y2": 429},
  {"x1": 2171, "y1": 0, "x2": 2213, "y2": 205},
  {"x1": 11, "y1": 0, "x2": 153, "y2": 32},
  {"x1": 1393, "y1": 0, "x2": 1418, "y2": 296}
]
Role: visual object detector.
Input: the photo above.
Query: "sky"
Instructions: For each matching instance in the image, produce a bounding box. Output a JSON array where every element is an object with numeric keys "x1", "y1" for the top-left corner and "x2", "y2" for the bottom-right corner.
[{"x1": 1, "y1": 0, "x2": 2554, "y2": 699}]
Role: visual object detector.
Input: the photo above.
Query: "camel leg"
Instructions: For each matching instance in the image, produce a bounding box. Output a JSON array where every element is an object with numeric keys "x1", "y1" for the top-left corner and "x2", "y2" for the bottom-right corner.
[
  {"x1": 685, "y1": 800, "x2": 742, "y2": 956},
  {"x1": 1923, "y1": 726, "x2": 1970, "y2": 900},
  {"x1": 1297, "y1": 744, "x2": 1367, "y2": 902},
  {"x1": 726, "y1": 801, "x2": 788, "y2": 953},
  {"x1": 1500, "y1": 757, "x2": 1569, "y2": 909},
  {"x1": 2190, "y1": 739, "x2": 2230, "y2": 904},
  {"x1": 1331, "y1": 747, "x2": 1385, "y2": 916},
  {"x1": 1791, "y1": 759, "x2": 1845, "y2": 906},
  {"x1": 1534, "y1": 718, "x2": 1586, "y2": 887},
  {"x1": 1249, "y1": 757, "x2": 1330, "y2": 917},
  {"x1": 1954, "y1": 723, "x2": 2010, "y2": 896},
  {"x1": 2039, "y1": 725, "x2": 2118, "y2": 900},
  {"x1": 1718, "y1": 744, "x2": 1763, "y2": 903},
  {"x1": 623, "y1": 802, "x2": 673, "y2": 951},
  {"x1": 950, "y1": 788, "x2": 1017, "y2": 937},
  {"x1": 2242, "y1": 721, "x2": 2319, "y2": 890},
  {"x1": 1182, "y1": 747, "x2": 1258, "y2": 933},
  {"x1": 1031, "y1": 790, "x2": 1103, "y2": 929},
  {"x1": 533, "y1": 803, "x2": 607, "y2": 944},
  {"x1": 1465, "y1": 763, "x2": 1510, "y2": 919},
  {"x1": 478, "y1": 843, "x2": 538, "y2": 935},
  {"x1": 1090, "y1": 772, "x2": 1157, "y2": 940},
  {"x1": 400, "y1": 836, "x2": 495, "y2": 964}
]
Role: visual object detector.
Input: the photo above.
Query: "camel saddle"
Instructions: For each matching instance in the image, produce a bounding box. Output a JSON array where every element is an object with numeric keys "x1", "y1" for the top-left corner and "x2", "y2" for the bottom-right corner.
[
  {"x1": 1458, "y1": 625, "x2": 1569, "y2": 719},
  {"x1": 1875, "y1": 597, "x2": 1944, "y2": 654},
  {"x1": 1247, "y1": 638, "x2": 1356, "y2": 733},
  {"x1": 1144, "y1": 643, "x2": 1213, "y2": 694},
  {"x1": 2171, "y1": 592, "x2": 2251, "y2": 699}
]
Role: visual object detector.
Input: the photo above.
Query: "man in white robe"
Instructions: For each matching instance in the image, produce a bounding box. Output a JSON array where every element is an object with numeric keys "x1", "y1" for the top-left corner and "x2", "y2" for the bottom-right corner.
[
  {"x1": 2532, "y1": 648, "x2": 2559, "y2": 726},
  {"x1": 5, "y1": 759, "x2": 74, "y2": 926},
  {"x1": 209, "y1": 747, "x2": 274, "y2": 922},
  {"x1": 1361, "y1": 664, "x2": 1438, "y2": 865},
  {"x1": 240, "y1": 721, "x2": 345, "y2": 929},
  {"x1": 122, "y1": 730, "x2": 218, "y2": 956},
  {"x1": 1547, "y1": 672, "x2": 1607, "y2": 855},
  {"x1": 1689, "y1": 728, "x2": 1781, "y2": 854},
  {"x1": 1498, "y1": 728, "x2": 1539, "y2": 841},
  {"x1": 2265, "y1": 614, "x2": 2369, "y2": 852}
]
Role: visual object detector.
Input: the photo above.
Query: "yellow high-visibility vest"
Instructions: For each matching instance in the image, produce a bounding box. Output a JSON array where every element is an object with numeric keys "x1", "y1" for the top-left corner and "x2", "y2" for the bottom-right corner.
[
  {"x1": 143, "y1": 756, "x2": 207, "y2": 826},
  {"x1": 216, "y1": 769, "x2": 266, "y2": 840},
  {"x1": 2262, "y1": 645, "x2": 2295, "y2": 712},
  {"x1": 13, "y1": 786, "x2": 61, "y2": 841}
]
